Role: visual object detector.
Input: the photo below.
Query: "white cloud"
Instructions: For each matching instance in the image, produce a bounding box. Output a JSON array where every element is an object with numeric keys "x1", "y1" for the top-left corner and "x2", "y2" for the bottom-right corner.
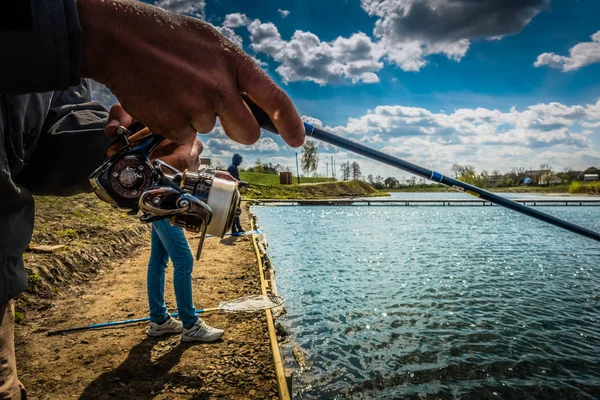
[
  {"x1": 362, "y1": 0, "x2": 547, "y2": 71},
  {"x1": 534, "y1": 31, "x2": 600, "y2": 71},
  {"x1": 223, "y1": 13, "x2": 249, "y2": 28},
  {"x1": 216, "y1": 25, "x2": 244, "y2": 48},
  {"x1": 248, "y1": 20, "x2": 383, "y2": 85},
  {"x1": 153, "y1": 0, "x2": 205, "y2": 19},
  {"x1": 278, "y1": 9, "x2": 291, "y2": 18},
  {"x1": 205, "y1": 136, "x2": 280, "y2": 154}
]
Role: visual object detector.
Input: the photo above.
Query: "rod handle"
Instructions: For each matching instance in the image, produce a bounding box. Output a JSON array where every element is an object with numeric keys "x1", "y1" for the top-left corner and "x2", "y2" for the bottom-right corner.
[{"x1": 242, "y1": 93, "x2": 279, "y2": 135}]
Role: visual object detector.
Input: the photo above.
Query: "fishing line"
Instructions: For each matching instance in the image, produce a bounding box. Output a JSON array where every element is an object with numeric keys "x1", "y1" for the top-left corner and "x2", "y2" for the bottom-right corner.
[{"x1": 242, "y1": 94, "x2": 600, "y2": 243}]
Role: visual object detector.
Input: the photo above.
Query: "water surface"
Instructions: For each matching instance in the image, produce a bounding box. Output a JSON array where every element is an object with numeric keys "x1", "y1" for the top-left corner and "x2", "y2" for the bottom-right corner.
[{"x1": 252, "y1": 193, "x2": 600, "y2": 399}]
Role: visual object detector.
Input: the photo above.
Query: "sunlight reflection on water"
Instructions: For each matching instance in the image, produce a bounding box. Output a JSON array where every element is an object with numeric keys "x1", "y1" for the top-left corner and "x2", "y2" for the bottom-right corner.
[{"x1": 252, "y1": 196, "x2": 600, "y2": 399}]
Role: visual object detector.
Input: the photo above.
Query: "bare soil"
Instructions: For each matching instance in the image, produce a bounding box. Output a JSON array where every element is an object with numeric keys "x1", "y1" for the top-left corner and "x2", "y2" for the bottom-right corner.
[{"x1": 15, "y1": 209, "x2": 278, "y2": 400}]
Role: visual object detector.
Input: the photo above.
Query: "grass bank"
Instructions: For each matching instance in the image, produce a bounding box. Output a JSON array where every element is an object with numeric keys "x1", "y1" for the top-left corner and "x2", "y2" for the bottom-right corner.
[
  {"x1": 569, "y1": 182, "x2": 600, "y2": 194},
  {"x1": 243, "y1": 180, "x2": 388, "y2": 199},
  {"x1": 18, "y1": 194, "x2": 149, "y2": 320},
  {"x1": 240, "y1": 171, "x2": 334, "y2": 185}
]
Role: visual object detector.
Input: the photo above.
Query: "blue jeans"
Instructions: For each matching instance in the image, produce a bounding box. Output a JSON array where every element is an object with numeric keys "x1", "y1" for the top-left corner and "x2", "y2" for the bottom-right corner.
[
  {"x1": 147, "y1": 220, "x2": 198, "y2": 329},
  {"x1": 231, "y1": 215, "x2": 243, "y2": 233}
]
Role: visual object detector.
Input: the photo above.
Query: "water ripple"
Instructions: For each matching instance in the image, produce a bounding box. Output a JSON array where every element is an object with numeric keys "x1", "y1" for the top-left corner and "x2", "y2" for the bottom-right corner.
[{"x1": 252, "y1": 198, "x2": 600, "y2": 399}]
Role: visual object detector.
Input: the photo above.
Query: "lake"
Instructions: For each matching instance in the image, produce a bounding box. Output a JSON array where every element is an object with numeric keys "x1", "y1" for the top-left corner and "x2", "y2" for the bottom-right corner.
[{"x1": 251, "y1": 193, "x2": 600, "y2": 399}]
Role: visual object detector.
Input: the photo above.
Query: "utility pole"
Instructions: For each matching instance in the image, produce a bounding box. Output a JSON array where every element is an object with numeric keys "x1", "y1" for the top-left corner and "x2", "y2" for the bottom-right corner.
[
  {"x1": 295, "y1": 152, "x2": 300, "y2": 184},
  {"x1": 326, "y1": 162, "x2": 329, "y2": 178},
  {"x1": 331, "y1": 156, "x2": 335, "y2": 180}
]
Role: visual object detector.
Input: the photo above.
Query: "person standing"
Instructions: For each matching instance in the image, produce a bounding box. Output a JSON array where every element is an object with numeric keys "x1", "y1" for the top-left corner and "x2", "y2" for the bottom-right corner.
[
  {"x1": 146, "y1": 219, "x2": 224, "y2": 342},
  {"x1": 227, "y1": 154, "x2": 245, "y2": 235}
]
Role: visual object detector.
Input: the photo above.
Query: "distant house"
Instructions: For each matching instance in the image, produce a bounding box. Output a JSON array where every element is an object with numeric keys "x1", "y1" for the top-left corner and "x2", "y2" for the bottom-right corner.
[
  {"x1": 199, "y1": 157, "x2": 212, "y2": 166},
  {"x1": 566, "y1": 170, "x2": 583, "y2": 182},
  {"x1": 582, "y1": 166, "x2": 599, "y2": 181},
  {"x1": 384, "y1": 177, "x2": 400, "y2": 188},
  {"x1": 525, "y1": 170, "x2": 543, "y2": 185},
  {"x1": 547, "y1": 175, "x2": 562, "y2": 185}
]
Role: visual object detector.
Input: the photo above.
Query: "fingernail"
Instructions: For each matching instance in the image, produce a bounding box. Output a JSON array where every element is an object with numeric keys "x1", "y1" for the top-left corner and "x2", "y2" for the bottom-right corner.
[{"x1": 292, "y1": 136, "x2": 305, "y2": 148}]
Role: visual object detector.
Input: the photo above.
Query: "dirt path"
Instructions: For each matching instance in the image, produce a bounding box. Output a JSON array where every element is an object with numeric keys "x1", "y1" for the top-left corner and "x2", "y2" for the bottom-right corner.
[{"x1": 15, "y1": 212, "x2": 279, "y2": 400}]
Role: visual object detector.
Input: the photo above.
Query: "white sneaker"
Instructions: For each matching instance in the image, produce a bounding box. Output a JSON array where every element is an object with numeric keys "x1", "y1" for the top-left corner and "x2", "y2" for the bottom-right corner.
[
  {"x1": 181, "y1": 318, "x2": 224, "y2": 342},
  {"x1": 147, "y1": 316, "x2": 183, "y2": 336}
]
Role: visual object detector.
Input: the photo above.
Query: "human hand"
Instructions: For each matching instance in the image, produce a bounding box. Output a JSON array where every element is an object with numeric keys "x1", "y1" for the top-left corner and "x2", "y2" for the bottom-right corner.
[
  {"x1": 214, "y1": 170, "x2": 238, "y2": 182},
  {"x1": 105, "y1": 104, "x2": 202, "y2": 172},
  {"x1": 79, "y1": 0, "x2": 305, "y2": 147}
]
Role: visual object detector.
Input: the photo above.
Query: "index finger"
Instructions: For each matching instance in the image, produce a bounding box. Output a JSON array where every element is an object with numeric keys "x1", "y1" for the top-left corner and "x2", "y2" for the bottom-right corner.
[{"x1": 236, "y1": 56, "x2": 305, "y2": 147}]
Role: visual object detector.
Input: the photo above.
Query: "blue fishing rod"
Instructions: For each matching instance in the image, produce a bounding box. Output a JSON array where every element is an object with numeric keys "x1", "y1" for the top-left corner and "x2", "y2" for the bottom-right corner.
[{"x1": 242, "y1": 94, "x2": 600, "y2": 243}]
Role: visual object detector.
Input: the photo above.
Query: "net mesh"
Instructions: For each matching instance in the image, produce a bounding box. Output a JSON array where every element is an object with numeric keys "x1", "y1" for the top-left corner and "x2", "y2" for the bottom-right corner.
[{"x1": 219, "y1": 295, "x2": 283, "y2": 312}]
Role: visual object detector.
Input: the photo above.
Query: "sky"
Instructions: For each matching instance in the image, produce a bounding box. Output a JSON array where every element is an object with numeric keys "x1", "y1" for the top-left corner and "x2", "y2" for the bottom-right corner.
[{"x1": 92, "y1": 0, "x2": 600, "y2": 181}]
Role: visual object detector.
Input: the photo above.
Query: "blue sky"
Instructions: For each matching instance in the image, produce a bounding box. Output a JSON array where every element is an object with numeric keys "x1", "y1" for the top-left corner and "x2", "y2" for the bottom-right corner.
[{"x1": 95, "y1": 0, "x2": 600, "y2": 180}]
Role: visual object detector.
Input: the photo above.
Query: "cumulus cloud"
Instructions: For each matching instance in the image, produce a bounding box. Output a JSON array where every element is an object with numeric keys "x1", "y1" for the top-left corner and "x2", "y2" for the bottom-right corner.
[
  {"x1": 216, "y1": 26, "x2": 244, "y2": 48},
  {"x1": 199, "y1": 98, "x2": 599, "y2": 179},
  {"x1": 248, "y1": 20, "x2": 383, "y2": 84},
  {"x1": 361, "y1": 0, "x2": 548, "y2": 71},
  {"x1": 223, "y1": 12, "x2": 249, "y2": 28},
  {"x1": 534, "y1": 31, "x2": 600, "y2": 71},
  {"x1": 328, "y1": 100, "x2": 600, "y2": 151},
  {"x1": 278, "y1": 9, "x2": 291, "y2": 18},
  {"x1": 205, "y1": 136, "x2": 280, "y2": 155},
  {"x1": 153, "y1": 0, "x2": 205, "y2": 18},
  {"x1": 214, "y1": 13, "x2": 251, "y2": 48}
]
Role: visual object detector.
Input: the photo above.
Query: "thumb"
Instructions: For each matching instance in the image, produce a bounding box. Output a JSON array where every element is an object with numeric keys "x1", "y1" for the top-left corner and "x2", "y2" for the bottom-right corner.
[{"x1": 105, "y1": 104, "x2": 134, "y2": 136}]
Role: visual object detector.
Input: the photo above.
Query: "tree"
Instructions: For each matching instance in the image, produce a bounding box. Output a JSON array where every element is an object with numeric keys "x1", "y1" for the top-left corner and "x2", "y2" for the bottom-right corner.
[
  {"x1": 340, "y1": 162, "x2": 351, "y2": 181},
  {"x1": 451, "y1": 164, "x2": 463, "y2": 178},
  {"x1": 540, "y1": 163, "x2": 553, "y2": 186},
  {"x1": 374, "y1": 175, "x2": 384, "y2": 189},
  {"x1": 351, "y1": 161, "x2": 361, "y2": 180},
  {"x1": 367, "y1": 174, "x2": 374, "y2": 184},
  {"x1": 510, "y1": 167, "x2": 526, "y2": 177},
  {"x1": 301, "y1": 141, "x2": 319, "y2": 176}
]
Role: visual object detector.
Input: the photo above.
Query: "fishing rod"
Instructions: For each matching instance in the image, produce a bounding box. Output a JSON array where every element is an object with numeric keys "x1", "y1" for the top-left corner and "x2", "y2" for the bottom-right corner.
[
  {"x1": 242, "y1": 94, "x2": 600, "y2": 243},
  {"x1": 47, "y1": 294, "x2": 283, "y2": 336}
]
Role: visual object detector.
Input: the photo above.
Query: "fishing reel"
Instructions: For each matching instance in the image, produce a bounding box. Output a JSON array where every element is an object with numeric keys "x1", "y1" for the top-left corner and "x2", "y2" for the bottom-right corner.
[{"x1": 89, "y1": 126, "x2": 241, "y2": 260}]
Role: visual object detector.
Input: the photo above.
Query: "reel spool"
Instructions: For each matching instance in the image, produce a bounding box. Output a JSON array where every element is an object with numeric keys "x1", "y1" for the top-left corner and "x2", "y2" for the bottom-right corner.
[{"x1": 170, "y1": 170, "x2": 241, "y2": 242}]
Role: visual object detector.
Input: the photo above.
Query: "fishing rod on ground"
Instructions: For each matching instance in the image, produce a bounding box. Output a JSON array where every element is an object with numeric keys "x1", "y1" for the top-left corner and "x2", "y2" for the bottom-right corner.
[
  {"x1": 241, "y1": 94, "x2": 600, "y2": 243},
  {"x1": 46, "y1": 294, "x2": 283, "y2": 336}
]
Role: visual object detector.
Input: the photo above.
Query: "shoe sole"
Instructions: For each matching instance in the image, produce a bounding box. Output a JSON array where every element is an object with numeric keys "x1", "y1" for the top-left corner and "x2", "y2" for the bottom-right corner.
[
  {"x1": 181, "y1": 332, "x2": 224, "y2": 343},
  {"x1": 147, "y1": 329, "x2": 183, "y2": 337}
]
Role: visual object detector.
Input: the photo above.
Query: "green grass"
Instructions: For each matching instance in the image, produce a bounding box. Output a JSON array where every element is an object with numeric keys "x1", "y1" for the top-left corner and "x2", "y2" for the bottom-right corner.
[
  {"x1": 240, "y1": 171, "x2": 335, "y2": 186},
  {"x1": 243, "y1": 180, "x2": 389, "y2": 199},
  {"x1": 569, "y1": 181, "x2": 600, "y2": 194}
]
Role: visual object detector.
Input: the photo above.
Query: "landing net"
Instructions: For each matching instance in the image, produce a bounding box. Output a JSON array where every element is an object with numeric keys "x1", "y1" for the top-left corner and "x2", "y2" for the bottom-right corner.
[{"x1": 219, "y1": 295, "x2": 283, "y2": 312}]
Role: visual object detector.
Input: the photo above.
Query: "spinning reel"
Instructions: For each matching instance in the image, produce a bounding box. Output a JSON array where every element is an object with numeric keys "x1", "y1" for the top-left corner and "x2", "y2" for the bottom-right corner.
[{"x1": 89, "y1": 126, "x2": 241, "y2": 260}]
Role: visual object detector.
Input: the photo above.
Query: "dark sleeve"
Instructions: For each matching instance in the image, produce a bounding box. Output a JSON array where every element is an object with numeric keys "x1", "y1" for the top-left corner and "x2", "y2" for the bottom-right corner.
[
  {"x1": 0, "y1": 0, "x2": 81, "y2": 94},
  {"x1": 25, "y1": 80, "x2": 113, "y2": 196}
]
